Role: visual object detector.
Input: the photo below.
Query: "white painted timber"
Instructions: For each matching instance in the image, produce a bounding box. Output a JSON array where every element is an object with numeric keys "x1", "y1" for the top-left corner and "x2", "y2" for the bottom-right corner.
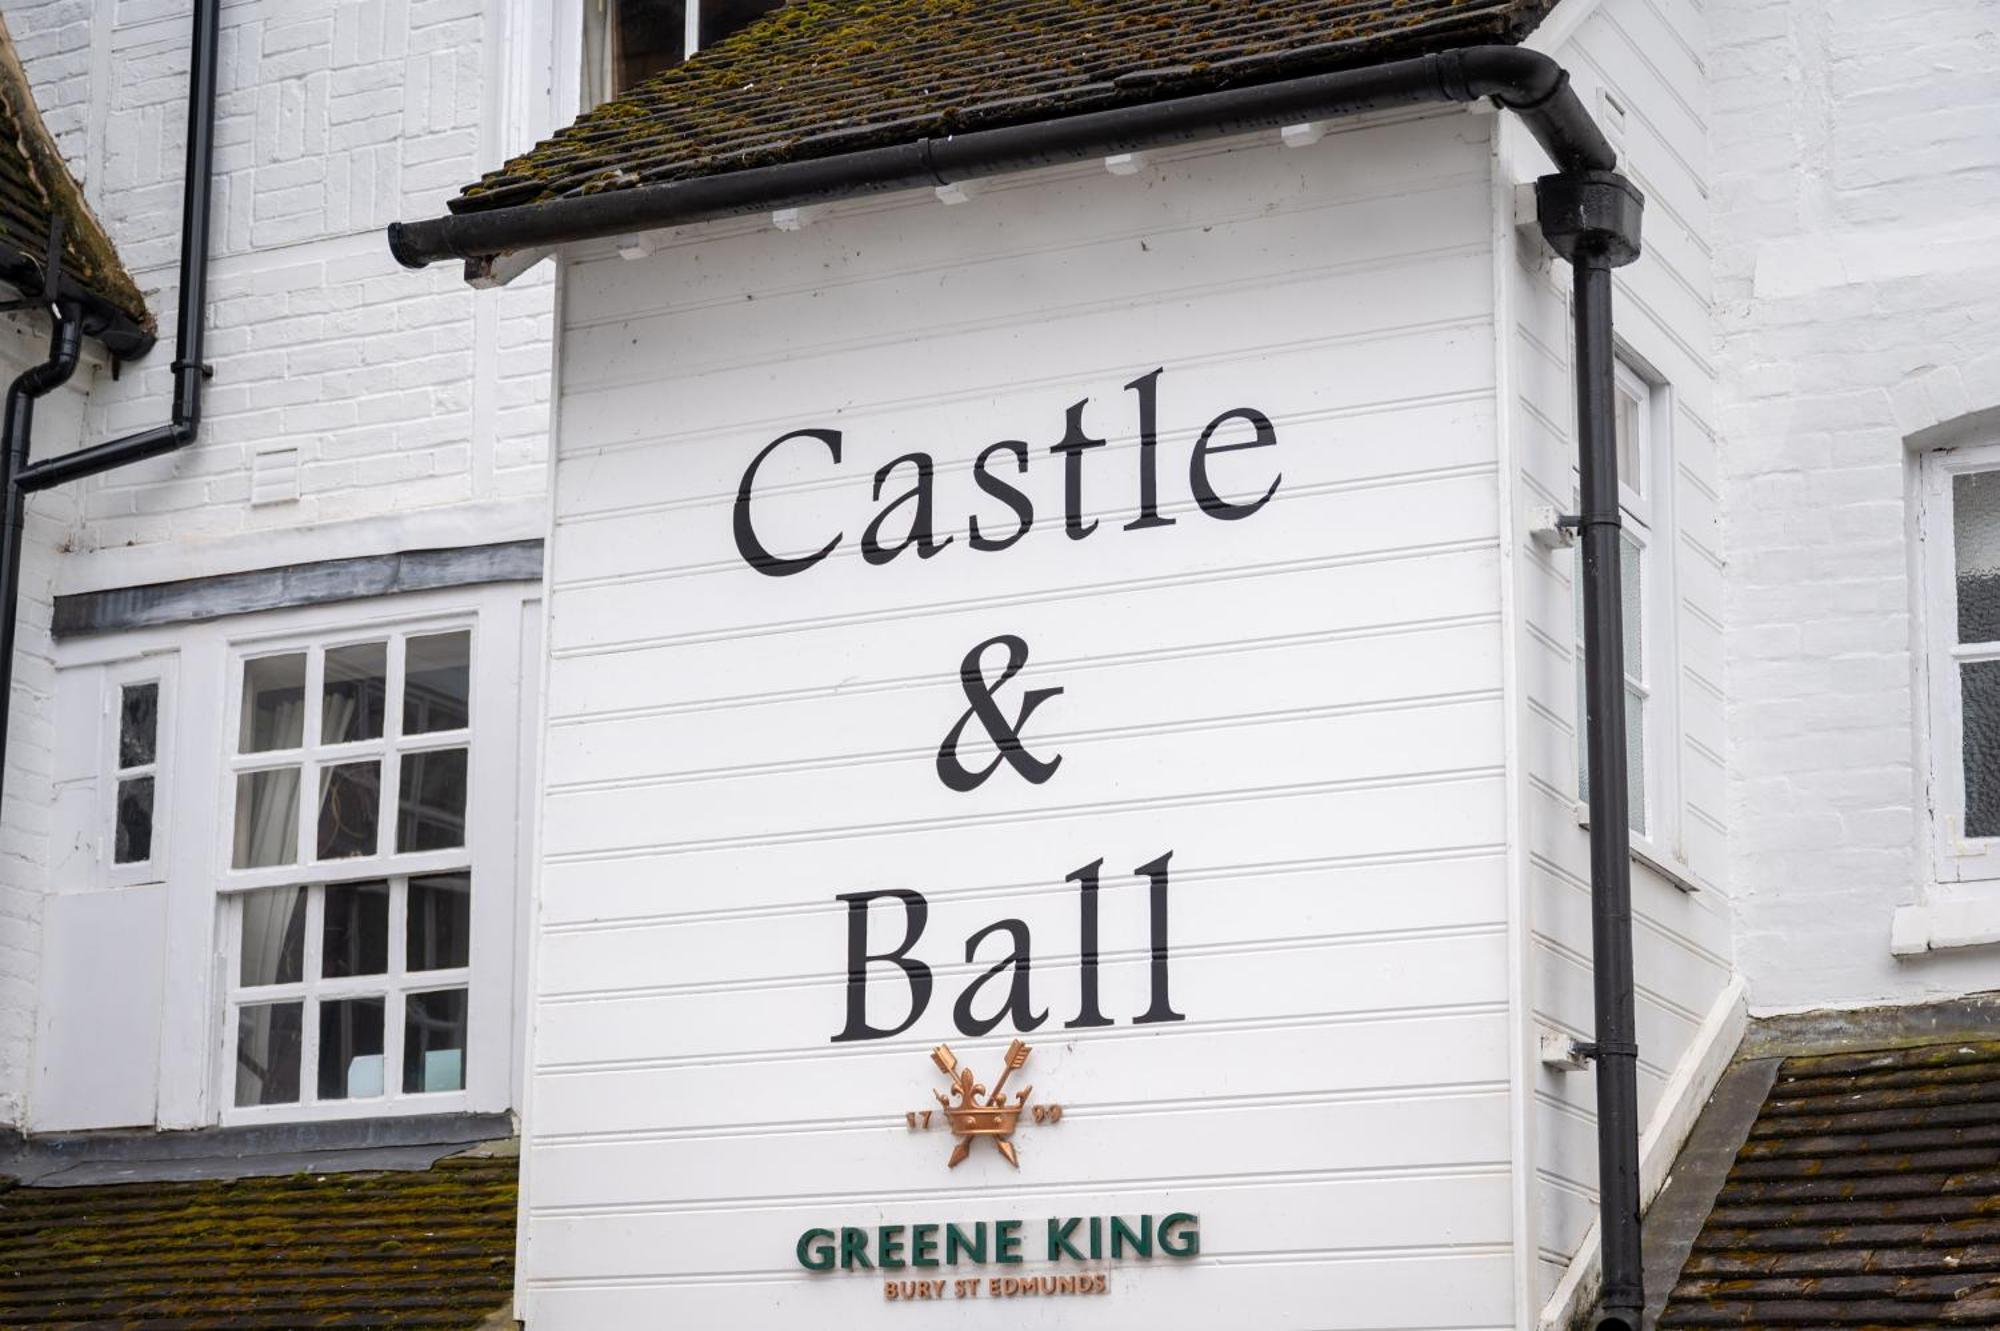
[
  {"x1": 1497, "y1": 0, "x2": 1729, "y2": 1309},
  {"x1": 526, "y1": 114, "x2": 1519, "y2": 1329}
]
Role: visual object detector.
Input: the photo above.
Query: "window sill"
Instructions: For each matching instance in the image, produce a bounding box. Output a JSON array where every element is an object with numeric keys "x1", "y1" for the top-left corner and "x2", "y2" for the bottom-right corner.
[
  {"x1": 1571, "y1": 802, "x2": 1703, "y2": 894},
  {"x1": 1891, "y1": 898, "x2": 2000, "y2": 956}
]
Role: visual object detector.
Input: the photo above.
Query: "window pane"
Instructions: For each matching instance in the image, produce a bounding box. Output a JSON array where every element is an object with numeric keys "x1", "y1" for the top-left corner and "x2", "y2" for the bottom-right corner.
[
  {"x1": 234, "y1": 1001, "x2": 302, "y2": 1106},
  {"x1": 114, "y1": 776, "x2": 154, "y2": 864},
  {"x1": 403, "y1": 989, "x2": 468, "y2": 1094},
  {"x1": 409, "y1": 873, "x2": 471, "y2": 971},
  {"x1": 404, "y1": 632, "x2": 470, "y2": 733},
  {"x1": 1615, "y1": 386, "x2": 1642, "y2": 495},
  {"x1": 1620, "y1": 532, "x2": 1644, "y2": 677},
  {"x1": 317, "y1": 997, "x2": 386, "y2": 1100},
  {"x1": 324, "y1": 642, "x2": 387, "y2": 744},
  {"x1": 322, "y1": 881, "x2": 389, "y2": 978},
  {"x1": 614, "y1": 0, "x2": 687, "y2": 91},
  {"x1": 700, "y1": 0, "x2": 783, "y2": 47},
  {"x1": 398, "y1": 749, "x2": 468, "y2": 851},
  {"x1": 317, "y1": 761, "x2": 381, "y2": 860},
  {"x1": 119, "y1": 682, "x2": 158, "y2": 769},
  {"x1": 1956, "y1": 471, "x2": 2000, "y2": 643},
  {"x1": 233, "y1": 768, "x2": 301, "y2": 869},
  {"x1": 240, "y1": 654, "x2": 307, "y2": 752},
  {"x1": 240, "y1": 886, "x2": 307, "y2": 987},
  {"x1": 1626, "y1": 684, "x2": 1647, "y2": 836},
  {"x1": 1962, "y1": 660, "x2": 2000, "y2": 838}
]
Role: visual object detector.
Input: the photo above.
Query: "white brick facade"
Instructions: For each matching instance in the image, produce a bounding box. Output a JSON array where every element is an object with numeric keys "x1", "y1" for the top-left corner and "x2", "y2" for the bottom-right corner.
[
  {"x1": 1712, "y1": 0, "x2": 2000, "y2": 1012},
  {"x1": 0, "y1": 0, "x2": 557, "y2": 1125},
  {"x1": 5, "y1": 0, "x2": 555, "y2": 591}
]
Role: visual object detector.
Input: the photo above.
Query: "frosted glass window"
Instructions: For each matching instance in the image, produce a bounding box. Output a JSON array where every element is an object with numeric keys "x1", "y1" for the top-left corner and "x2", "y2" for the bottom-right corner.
[
  {"x1": 120, "y1": 683, "x2": 158, "y2": 768},
  {"x1": 115, "y1": 777, "x2": 154, "y2": 864},
  {"x1": 1957, "y1": 471, "x2": 2000, "y2": 644}
]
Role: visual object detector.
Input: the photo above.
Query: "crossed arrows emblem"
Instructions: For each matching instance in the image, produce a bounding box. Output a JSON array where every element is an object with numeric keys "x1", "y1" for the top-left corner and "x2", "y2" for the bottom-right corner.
[{"x1": 930, "y1": 1040, "x2": 1034, "y2": 1169}]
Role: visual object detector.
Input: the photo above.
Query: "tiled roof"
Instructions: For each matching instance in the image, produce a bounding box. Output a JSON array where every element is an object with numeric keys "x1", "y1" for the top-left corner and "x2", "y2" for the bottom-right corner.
[
  {"x1": 0, "y1": 11, "x2": 152, "y2": 338},
  {"x1": 1661, "y1": 1039, "x2": 2000, "y2": 1328},
  {"x1": 453, "y1": 0, "x2": 1557, "y2": 214},
  {"x1": 0, "y1": 1152, "x2": 517, "y2": 1329}
]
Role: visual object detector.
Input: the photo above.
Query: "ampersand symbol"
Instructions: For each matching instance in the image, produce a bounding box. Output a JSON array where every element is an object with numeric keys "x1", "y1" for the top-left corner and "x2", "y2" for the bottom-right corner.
[{"x1": 936, "y1": 634, "x2": 1065, "y2": 793}]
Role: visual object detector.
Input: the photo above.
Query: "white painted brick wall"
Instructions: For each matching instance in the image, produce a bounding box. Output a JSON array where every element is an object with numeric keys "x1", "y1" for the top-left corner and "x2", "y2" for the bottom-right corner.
[
  {"x1": 0, "y1": 0, "x2": 555, "y2": 1124},
  {"x1": 0, "y1": 319, "x2": 97, "y2": 1126},
  {"x1": 1714, "y1": 0, "x2": 2000, "y2": 1011},
  {"x1": 3, "y1": 0, "x2": 554, "y2": 573}
]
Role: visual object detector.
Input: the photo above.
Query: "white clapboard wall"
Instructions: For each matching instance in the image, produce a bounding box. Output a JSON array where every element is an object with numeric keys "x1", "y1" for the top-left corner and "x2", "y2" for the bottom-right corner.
[{"x1": 526, "y1": 110, "x2": 1519, "y2": 1330}]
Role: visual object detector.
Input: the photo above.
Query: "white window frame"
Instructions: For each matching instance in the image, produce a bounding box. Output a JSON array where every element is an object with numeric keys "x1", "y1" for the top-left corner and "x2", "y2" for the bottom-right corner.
[
  {"x1": 1576, "y1": 353, "x2": 1687, "y2": 869},
  {"x1": 105, "y1": 658, "x2": 174, "y2": 887},
  {"x1": 1918, "y1": 439, "x2": 2000, "y2": 883},
  {"x1": 217, "y1": 611, "x2": 500, "y2": 1124}
]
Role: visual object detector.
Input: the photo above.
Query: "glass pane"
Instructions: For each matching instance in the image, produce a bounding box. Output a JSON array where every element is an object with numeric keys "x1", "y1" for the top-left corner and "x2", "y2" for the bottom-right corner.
[
  {"x1": 119, "y1": 682, "x2": 158, "y2": 769},
  {"x1": 398, "y1": 749, "x2": 468, "y2": 851},
  {"x1": 403, "y1": 989, "x2": 468, "y2": 1094},
  {"x1": 1615, "y1": 386, "x2": 1642, "y2": 495},
  {"x1": 239, "y1": 886, "x2": 307, "y2": 987},
  {"x1": 404, "y1": 632, "x2": 471, "y2": 734},
  {"x1": 700, "y1": 0, "x2": 783, "y2": 47},
  {"x1": 317, "y1": 997, "x2": 386, "y2": 1100},
  {"x1": 317, "y1": 761, "x2": 381, "y2": 859},
  {"x1": 322, "y1": 881, "x2": 390, "y2": 978},
  {"x1": 234, "y1": 1001, "x2": 302, "y2": 1106},
  {"x1": 233, "y1": 768, "x2": 301, "y2": 869},
  {"x1": 1620, "y1": 532, "x2": 1644, "y2": 678},
  {"x1": 614, "y1": 0, "x2": 687, "y2": 92},
  {"x1": 240, "y1": 654, "x2": 307, "y2": 752},
  {"x1": 1956, "y1": 471, "x2": 2000, "y2": 643},
  {"x1": 114, "y1": 776, "x2": 153, "y2": 864},
  {"x1": 1962, "y1": 660, "x2": 2000, "y2": 838},
  {"x1": 324, "y1": 643, "x2": 387, "y2": 744},
  {"x1": 1625, "y1": 684, "x2": 1647, "y2": 836},
  {"x1": 409, "y1": 873, "x2": 471, "y2": 971}
]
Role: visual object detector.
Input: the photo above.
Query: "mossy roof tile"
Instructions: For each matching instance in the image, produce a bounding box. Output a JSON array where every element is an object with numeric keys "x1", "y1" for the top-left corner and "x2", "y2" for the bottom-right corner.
[
  {"x1": 1661, "y1": 1040, "x2": 2000, "y2": 1329},
  {"x1": 0, "y1": 10, "x2": 151, "y2": 333},
  {"x1": 0, "y1": 1154, "x2": 516, "y2": 1329},
  {"x1": 452, "y1": 0, "x2": 1557, "y2": 214}
]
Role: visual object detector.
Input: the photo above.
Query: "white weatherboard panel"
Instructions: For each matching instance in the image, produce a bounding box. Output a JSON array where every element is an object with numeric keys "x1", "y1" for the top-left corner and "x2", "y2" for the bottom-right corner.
[{"x1": 526, "y1": 116, "x2": 1514, "y2": 1328}]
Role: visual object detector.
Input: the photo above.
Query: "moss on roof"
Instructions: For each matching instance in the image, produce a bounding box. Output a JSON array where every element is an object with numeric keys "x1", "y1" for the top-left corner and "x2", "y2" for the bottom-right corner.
[
  {"x1": 0, "y1": 1153, "x2": 517, "y2": 1328},
  {"x1": 1661, "y1": 1039, "x2": 2000, "y2": 1327},
  {"x1": 454, "y1": 0, "x2": 1556, "y2": 214},
  {"x1": 0, "y1": 10, "x2": 152, "y2": 335}
]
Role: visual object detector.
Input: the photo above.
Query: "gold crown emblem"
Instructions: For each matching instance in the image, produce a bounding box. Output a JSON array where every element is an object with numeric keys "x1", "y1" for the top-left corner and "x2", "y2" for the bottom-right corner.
[{"x1": 929, "y1": 1039, "x2": 1035, "y2": 1169}]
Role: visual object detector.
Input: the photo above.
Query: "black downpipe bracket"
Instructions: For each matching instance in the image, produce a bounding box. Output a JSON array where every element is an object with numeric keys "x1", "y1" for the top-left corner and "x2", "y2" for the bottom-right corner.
[
  {"x1": 0, "y1": 0, "x2": 217, "y2": 806},
  {"x1": 386, "y1": 41, "x2": 1647, "y2": 1330}
]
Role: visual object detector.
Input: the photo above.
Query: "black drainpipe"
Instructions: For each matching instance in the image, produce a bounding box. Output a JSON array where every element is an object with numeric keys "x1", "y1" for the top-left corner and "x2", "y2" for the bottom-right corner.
[
  {"x1": 0, "y1": 0, "x2": 217, "y2": 805},
  {"x1": 387, "y1": 43, "x2": 1647, "y2": 1331}
]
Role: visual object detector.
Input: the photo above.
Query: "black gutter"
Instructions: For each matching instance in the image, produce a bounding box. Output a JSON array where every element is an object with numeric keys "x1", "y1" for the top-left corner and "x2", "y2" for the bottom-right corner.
[
  {"x1": 0, "y1": 0, "x2": 217, "y2": 807},
  {"x1": 0, "y1": 254, "x2": 155, "y2": 362},
  {"x1": 389, "y1": 47, "x2": 1612, "y2": 270},
  {"x1": 386, "y1": 42, "x2": 1647, "y2": 1331},
  {"x1": 15, "y1": 0, "x2": 217, "y2": 494}
]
